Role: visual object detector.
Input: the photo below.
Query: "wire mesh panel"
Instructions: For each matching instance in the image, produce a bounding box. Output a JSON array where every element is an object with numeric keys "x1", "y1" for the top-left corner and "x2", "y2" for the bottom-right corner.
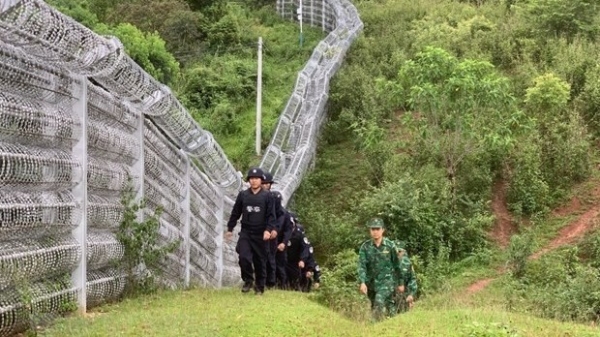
[
  {"x1": 0, "y1": 0, "x2": 362, "y2": 333},
  {"x1": 265, "y1": 0, "x2": 363, "y2": 206}
]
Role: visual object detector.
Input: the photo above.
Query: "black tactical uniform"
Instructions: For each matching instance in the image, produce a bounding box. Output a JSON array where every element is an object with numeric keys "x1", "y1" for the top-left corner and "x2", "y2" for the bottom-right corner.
[
  {"x1": 286, "y1": 215, "x2": 310, "y2": 291},
  {"x1": 262, "y1": 172, "x2": 286, "y2": 289},
  {"x1": 227, "y1": 167, "x2": 276, "y2": 294},
  {"x1": 300, "y1": 243, "x2": 321, "y2": 292},
  {"x1": 275, "y1": 207, "x2": 293, "y2": 289}
]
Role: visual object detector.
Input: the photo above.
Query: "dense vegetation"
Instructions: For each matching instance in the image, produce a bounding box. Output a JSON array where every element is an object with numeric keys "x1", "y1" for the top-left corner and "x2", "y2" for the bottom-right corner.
[
  {"x1": 49, "y1": 0, "x2": 323, "y2": 168},
  {"x1": 287, "y1": 0, "x2": 600, "y2": 325}
]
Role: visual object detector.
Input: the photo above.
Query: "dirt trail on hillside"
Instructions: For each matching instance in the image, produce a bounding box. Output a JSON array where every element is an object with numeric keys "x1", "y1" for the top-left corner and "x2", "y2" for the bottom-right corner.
[
  {"x1": 466, "y1": 186, "x2": 600, "y2": 294},
  {"x1": 489, "y1": 180, "x2": 516, "y2": 248}
]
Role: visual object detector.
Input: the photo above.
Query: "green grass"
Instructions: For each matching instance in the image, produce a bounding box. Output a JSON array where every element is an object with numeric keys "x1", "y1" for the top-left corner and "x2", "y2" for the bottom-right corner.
[
  {"x1": 40, "y1": 287, "x2": 599, "y2": 337},
  {"x1": 201, "y1": 20, "x2": 325, "y2": 169}
]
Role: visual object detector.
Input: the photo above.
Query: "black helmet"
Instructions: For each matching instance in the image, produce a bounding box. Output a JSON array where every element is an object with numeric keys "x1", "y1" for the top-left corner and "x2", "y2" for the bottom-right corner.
[
  {"x1": 271, "y1": 190, "x2": 283, "y2": 200},
  {"x1": 288, "y1": 211, "x2": 299, "y2": 224},
  {"x1": 246, "y1": 167, "x2": 264, "y2": 181},
  {"x1": 262, "y1": 172, "x2": 276, "y2": 184}
]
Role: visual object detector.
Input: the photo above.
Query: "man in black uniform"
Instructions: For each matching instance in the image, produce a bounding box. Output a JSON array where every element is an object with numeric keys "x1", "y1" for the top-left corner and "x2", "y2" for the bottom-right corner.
[
  {"x1": 300, "y1": 243, "x2": 321, "y2": 292},
  {"x1": 261, "y1": 171, "x2": 288, "y2": 289},
  {"x1": 225, "y1": 167, "x2": 277, "y2": 295},
  {"x1": 286, "y1": 213, "x2": 310, "y2": 291},
  {"x1": 272, "y1": 194, "x2": 293, "y2": 289}
]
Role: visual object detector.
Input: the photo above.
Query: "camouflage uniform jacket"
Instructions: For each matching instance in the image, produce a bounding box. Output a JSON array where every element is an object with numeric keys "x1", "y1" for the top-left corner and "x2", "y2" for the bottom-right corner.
[
  {"x1": 400, "y1": 254, "x2": 417, "y2": 296},
  {"x1": 358, "y1": 238, "x2": 404, "y2": 287}
]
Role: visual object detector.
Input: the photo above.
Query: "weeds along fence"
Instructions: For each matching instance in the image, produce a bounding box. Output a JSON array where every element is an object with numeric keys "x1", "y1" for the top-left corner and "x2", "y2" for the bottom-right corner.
[{"x1": 0, "y1": 0, "x2": 361, "y2": 335}]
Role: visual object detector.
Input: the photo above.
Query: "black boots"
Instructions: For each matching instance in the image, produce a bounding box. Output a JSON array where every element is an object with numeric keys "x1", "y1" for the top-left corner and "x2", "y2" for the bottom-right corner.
[{"x1": 242, "y1": 282, "x2": 253, "y2": 293}]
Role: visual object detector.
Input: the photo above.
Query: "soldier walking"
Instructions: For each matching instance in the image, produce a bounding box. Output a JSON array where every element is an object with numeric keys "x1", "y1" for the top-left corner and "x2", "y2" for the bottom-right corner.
[
  {"x1": 286, "y1": 213, "x2": 310, "y2": 291},
  {"x1": 261, "y1": 171, "x2": 289, "y2": 289},
  {"x1": 225, "y1": 167, "x2": 277, "y2": 295},
  {"x1": 394, "y1": 241, "x2": 417, "y2": 313},
  {"x1": 357, "y1": 218, "x2": 405, "y2": 321},
  {"x1": 300, "y1": 243, "x2": 321, "y2": 292}
]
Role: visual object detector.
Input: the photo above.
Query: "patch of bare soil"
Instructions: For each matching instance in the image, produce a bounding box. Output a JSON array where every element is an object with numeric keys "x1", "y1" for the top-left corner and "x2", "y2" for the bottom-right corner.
[
  {"x1": 552, "y1": 196, "x2": 582, "y2": 217},
  {"x1": 530, "y1": 203, "x2": 600, "y2": 260},
  {"x1": 467, "y1": 184, "x2": 600, "y2": 293},
  {"x1": 489, "y1": 180, "x2": 516, "y2": 248},
  {"x1": 466, "y1": 278, "x2": 495, "y2": 293}
]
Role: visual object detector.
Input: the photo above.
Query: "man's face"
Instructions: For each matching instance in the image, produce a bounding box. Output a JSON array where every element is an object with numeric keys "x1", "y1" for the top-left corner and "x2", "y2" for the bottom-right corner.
[
  {"x1": 369, "y1": 227, "x2": 384, "y2": 240},
  {"x1": 262, "y1": 182, "x2": 272, "y2": 191},
  {"x1": 249, "y1": 177, "x2": 262, "y2": 189}
]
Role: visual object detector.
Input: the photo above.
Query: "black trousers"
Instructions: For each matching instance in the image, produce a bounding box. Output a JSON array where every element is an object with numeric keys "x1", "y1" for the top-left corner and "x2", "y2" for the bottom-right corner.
[
  {"x1": 236, "y1": 232, "x2": 267, "y2": 291},
  {"x1": 275, "y1": 248, "x2": 288, "y2": 287},
  {"x1": 299, "y1": 269, "x2": 313, "y2": 292},
  {"x1": 286, "y1": 263, "x2": 302, "y2": 291},
  {"x1": 265, "y1": 239, "x2": 277, "y2": 287}
]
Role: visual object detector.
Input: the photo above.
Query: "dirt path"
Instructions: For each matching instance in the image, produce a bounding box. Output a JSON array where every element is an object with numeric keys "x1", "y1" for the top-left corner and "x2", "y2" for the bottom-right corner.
[
  {"x1": 466, "y1": 278, "x2": 495, "y2": 293},
  {"x1": 489, "y1": 180, "x2": 515, "y2": 248},
  {"x1": 466, "y1": 186, "x2": 600, "y2": 294},
  {"x1": 529, "y1": 204, "x2": 600, "y2": 259}
]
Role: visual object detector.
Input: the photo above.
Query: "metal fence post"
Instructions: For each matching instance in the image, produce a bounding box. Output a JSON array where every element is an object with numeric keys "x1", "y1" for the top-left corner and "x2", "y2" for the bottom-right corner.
[
  {"x1": 217, "y1": 195, "x2": 226, "y2": 288},
  {"x1": 181, "y1": 150, "x2": 191, "y2": 287},
  {"x1": 71, "y1": 77, "x2": 88, "y2": 314},
  {"x1": 131, "y1": 104, "x2": 145, "y2": 215},
  {"x1": 322, "y1": 0, "x2": 326, "y2": 31}
]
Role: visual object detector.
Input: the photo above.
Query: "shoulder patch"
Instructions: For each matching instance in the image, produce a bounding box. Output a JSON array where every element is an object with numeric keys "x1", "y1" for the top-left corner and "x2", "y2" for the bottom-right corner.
[
  {"x1": 315, "y1": 265, "x2": 320, "y2": 272},
  {"x1": 303, "y1": 237, "x2": 310, "y2": 245},
  {"x1": 309, "y1": 247, "x2": 314, "y2": 254}
]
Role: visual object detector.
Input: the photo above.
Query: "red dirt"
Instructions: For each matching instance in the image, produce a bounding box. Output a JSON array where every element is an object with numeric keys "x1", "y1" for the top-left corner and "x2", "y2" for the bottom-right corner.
[
  {"x1": 466, "y1": 278, "x2": 495, "y2": 293},
  {"x1": 489, "y1": 180, "x2": 516, "y2": 248},
  {"x1": 552, "y1": 196, "x2": 582, "y2": 217},
  {"x1": 530, "y1": 203, "x2": 600, "y2": 260},
  {"x1": 467, "y1": 183, "x2": 600, "y2": 294}
]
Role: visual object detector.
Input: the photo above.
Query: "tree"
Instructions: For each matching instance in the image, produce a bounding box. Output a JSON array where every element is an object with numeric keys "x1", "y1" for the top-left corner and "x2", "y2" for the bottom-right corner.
[
  {"x1": 95, "y1": 23, "x2": 180, "y2": 85},
  {"x1": 379, "y1": 47, "x2": 527, "y2": 204},
  {"x1": 524, "y1": 73, "x2": 591, "y2": 191},
  {"x1": 527, "y1": 0, "x2": 599, "y2": 42}
]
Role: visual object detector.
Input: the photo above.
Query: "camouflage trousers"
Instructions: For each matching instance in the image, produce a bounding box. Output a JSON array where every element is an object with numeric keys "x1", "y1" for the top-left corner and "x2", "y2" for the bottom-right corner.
[
  {"x1": 394, "y1": 292, "x2": 409, "y2": 314},
  {"x1": 367, "y1": 283, "x2": 396, "y2": 321}
]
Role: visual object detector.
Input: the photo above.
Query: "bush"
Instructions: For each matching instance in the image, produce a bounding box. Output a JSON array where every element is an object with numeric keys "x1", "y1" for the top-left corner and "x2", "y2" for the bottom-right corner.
[
  {"x1": 311, "y1": 249, "x2": 370, "y2": 321},
  {"x1": 118, "y1": 186, "x2": 179, "y2": 296},
  {"x1": 510, "y1": 251, "x2": 600, "y2": 323}
]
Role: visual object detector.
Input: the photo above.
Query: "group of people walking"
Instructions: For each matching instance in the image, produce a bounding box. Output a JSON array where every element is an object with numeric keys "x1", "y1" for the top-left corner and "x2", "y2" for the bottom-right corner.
[
  {"x1": 225, "y1": 167, "x2": 320, "y2": 295},
  {"x1": 225, "y1": 167, "x2": 416, "y2": 321}
]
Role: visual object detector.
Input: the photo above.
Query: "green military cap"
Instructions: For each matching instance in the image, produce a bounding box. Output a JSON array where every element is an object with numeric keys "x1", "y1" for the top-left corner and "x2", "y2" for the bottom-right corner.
[
  {"x1": 367, "y1": 217, "x2": 385, "y2": 228},
  {"x1": 395, "y1": 240, "x2": 406, "y2": 251}
]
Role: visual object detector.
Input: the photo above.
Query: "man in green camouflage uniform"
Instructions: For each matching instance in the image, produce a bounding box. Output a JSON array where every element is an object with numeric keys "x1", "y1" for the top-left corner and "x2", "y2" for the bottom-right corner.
[
  {"x1": 394, "y1": 240, "x2": 417, "y2": 313},
  {"x1": 357, "y1": 218, "x2": 405, "y2": 321}
]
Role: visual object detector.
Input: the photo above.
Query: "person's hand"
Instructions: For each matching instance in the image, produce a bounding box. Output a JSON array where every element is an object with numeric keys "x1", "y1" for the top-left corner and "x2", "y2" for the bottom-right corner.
[
  {"x1": 359, "y1": 283, "x2": 367, "y2": 295},
  {"x1": 263, "y1": 231, "x2": 270, "y2": 241},
  {"x1": 313, "y1": 282, "x2": 320, "y2": 290},
  {"x1": 397, "y1": 285, "x2": 405, "y2": 293},
  {"x1": 277, "y1": 243, "x2": 285, "y2": 251},
  {"x1": 298, "y1": 260, "x2": 305, "y2": 269},
  {"x1": 270, "y1": 230, "x2": 278, "y2": 239},
  {"x1": 225, "y1": 231, "x2": 233, "y2": 241},
  {"x1": 406, "y1": 295, "x2": 414, "y2": 308},
  {"x1": 306, "y1": 271, "x2": 313, "y2": 278}
]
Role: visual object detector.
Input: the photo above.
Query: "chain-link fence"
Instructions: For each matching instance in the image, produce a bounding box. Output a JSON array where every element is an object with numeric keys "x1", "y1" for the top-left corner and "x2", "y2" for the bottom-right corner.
[{"x1": 0, "y1": 0, "x2": 362, "y2": 335}]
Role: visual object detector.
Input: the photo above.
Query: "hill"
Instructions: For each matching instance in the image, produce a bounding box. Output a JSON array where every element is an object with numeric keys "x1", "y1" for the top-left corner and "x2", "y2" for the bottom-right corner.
[{"x1": 38, "y1": 287, "x2": 598, "y2": 337}]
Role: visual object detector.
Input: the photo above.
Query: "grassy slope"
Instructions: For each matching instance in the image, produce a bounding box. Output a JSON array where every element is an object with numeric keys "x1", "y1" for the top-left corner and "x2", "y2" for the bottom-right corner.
[{"x1": 40, "y1": 287, "x2": 598, "y2": 337}]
